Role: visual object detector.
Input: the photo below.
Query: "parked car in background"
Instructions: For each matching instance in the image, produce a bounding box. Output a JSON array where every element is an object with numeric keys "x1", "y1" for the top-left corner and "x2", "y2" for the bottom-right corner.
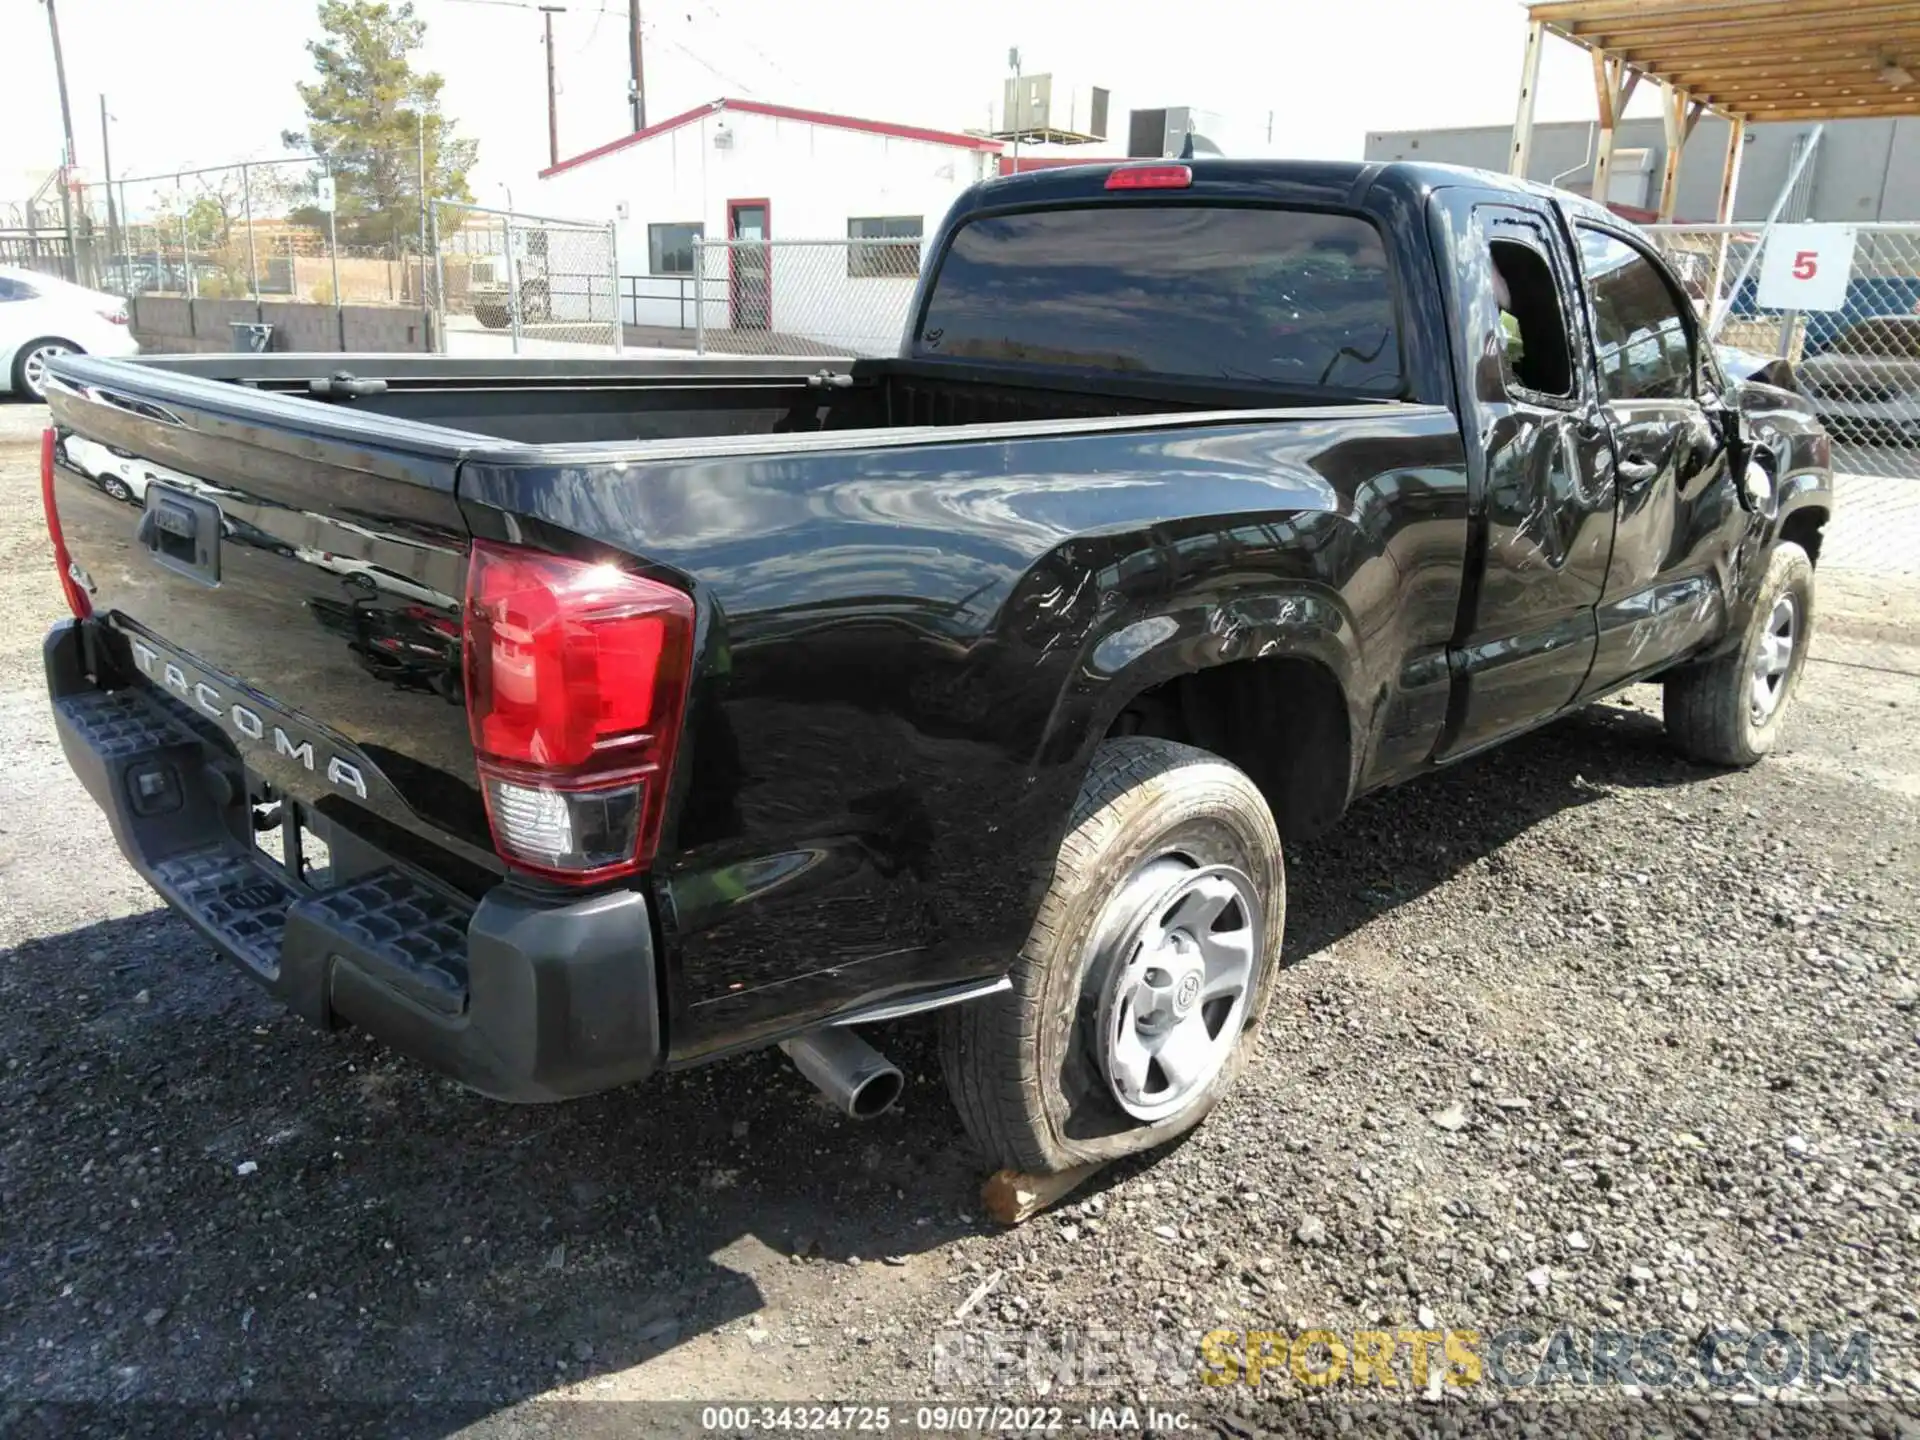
[
  {"x1": 1795, "y1": 315, "x2": 1920, "y2": 447},
  {"x1": 58, "y1": 434, "x2": 150, "y2": 503},
  {"x1": 0, "y1": 265, "x2": 139, "y2": 401}
]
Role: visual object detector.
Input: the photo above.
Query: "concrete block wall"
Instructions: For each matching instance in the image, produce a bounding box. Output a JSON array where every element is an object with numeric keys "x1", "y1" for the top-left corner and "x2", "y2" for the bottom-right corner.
[{"x1": 129, "y1": 296, "x2": 432, "y2": 354}]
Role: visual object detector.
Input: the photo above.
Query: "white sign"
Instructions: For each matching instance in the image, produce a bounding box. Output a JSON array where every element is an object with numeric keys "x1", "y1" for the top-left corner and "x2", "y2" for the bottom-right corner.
[
  {"x1": 1756, "y1": 223, "x2": 1857, "y2": 312},
  {"x1": 315, "y1": 177, "x2": 336, "y2": 214}
]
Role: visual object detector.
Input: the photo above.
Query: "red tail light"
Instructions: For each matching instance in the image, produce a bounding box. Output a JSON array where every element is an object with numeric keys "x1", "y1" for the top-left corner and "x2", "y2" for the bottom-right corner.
[
  {"x1": 463, "y1": 540, "x2": 694, "y2": 884},
  {"x1": 1105, "y1": 164, "x2": 1192, "y2": 190},
  {"x1": 40, "y1": 429, "x2": 92, "y2": 620}
]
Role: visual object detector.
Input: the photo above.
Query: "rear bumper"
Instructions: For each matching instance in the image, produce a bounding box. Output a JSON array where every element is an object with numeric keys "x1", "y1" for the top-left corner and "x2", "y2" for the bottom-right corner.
[{"x1": 45, "y1": 619, "x2": 661, "y2": 1103}]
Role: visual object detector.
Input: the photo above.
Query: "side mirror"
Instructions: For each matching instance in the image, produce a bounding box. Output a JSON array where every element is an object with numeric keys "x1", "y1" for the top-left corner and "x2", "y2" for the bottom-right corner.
[{"x1": 1711, "y1": 403, "x2": 1777, "y2": 517}]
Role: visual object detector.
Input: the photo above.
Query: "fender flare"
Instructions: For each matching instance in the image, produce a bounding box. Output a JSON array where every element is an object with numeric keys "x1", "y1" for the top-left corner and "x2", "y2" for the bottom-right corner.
[{"x1": 1036, "y1": 586, "x2": 1368, "y2": 789}]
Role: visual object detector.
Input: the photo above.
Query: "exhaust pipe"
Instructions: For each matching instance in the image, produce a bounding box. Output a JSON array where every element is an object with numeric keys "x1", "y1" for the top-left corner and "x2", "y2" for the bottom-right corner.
[{"x1": 779, "y1": 1027, "x2": 904, "y2": 1120}]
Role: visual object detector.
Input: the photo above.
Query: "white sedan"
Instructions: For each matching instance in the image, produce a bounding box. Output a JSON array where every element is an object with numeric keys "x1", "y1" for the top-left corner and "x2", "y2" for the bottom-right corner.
[{"x1": 0, "y1": 264, "x2": 140, "y2": 400}]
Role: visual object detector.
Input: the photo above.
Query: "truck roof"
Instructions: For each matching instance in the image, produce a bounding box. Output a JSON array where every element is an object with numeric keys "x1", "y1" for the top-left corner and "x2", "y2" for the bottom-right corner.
[{"x1": 959, "y1": 157, "x2": 1618, "y2": 228}]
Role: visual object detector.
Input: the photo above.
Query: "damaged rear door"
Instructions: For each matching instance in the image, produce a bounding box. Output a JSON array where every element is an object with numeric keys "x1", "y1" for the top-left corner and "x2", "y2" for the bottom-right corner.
[{"x1": 1434, "y1": 194, "x2": 1616, "y2": 759}]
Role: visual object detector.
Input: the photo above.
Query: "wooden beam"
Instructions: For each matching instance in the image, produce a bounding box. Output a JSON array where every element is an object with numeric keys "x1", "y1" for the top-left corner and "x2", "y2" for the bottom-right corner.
[
  {"x1": 1509, "y1": 19, "x2": 1547, "y2": 177},
  {"x1": 1569, "y1": 12, "x2": 1920, "y2": 50},
  {"x1": 1728, "y1": 99, "x2": 1920, "y2": 121},
  {"x1": 1593, "y1": 51, "x2": 1620, "y2": 205},
  {"x1": 1534, "y1": 0, "x2": 1805, "y2": 22},
  {"x1": 1548, "y1": 0, "x2": 1919, "y2": 33},
  {"x1": 1716, "y1": 113, "x2": 1745, "y2": 225},
  {"x1": 1660, "y1": 58, "x2": 1914, "y2": 90},
  {"x1": 1619, "y1": 24, "x2": 1920, "y2": 64},
  {"x1": 1693, "y1": 79, "x2": 1913, "y2": 105},
  {"x1": 1706, "y1": 112, "x2": 1745, "y2": 331},
  {"x1": 1658, "y1": 83, "x2": 1689, "y2": 221}
]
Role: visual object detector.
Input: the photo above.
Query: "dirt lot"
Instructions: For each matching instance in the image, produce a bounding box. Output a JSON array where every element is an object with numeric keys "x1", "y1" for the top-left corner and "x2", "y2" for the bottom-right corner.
[{"x1": 1, "y1": 397, "x2": 1916, "y2": 1434}]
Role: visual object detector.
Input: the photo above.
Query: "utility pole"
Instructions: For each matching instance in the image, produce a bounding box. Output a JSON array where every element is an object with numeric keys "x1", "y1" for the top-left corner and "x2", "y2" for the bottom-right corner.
[
  {"x1": 629, "y1": 0, "x2": 646, "y2": 130},
  {"x1": 98, "y1": 96, "x2": 119, "y2": 280},
  {"x1": 41, "y1": 0, "x2": 80, "y2": 281},
  {"x1": 1008, "y1": 47, "x2": 1023, "y2": 174},
  {"x1": 541, "y1": 7, "x2": 563, "y2": 169}
]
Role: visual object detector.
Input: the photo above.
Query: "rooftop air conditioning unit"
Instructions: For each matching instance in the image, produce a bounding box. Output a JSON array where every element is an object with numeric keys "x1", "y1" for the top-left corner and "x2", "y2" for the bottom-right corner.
[
  {"x1": 999, "y1": 74, "x2": 1109, "y2": 139},
  {"x1": 1128, "y1": 106, "x2": 1233, "y2": 159}
]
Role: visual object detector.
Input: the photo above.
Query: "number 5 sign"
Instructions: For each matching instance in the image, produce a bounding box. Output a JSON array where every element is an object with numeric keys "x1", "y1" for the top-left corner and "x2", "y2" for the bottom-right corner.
[{"x1": 1756, "y1": 223, "x2": 1857, "y2": 311}]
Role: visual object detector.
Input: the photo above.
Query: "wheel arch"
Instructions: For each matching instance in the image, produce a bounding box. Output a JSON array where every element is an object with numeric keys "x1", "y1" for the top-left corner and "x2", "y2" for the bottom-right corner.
[{"x1": 1048, "y1": 593, "x2": 1365, "y2": 841}]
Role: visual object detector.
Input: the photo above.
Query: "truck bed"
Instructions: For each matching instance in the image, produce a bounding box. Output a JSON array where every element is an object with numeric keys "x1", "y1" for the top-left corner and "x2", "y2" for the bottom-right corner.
[{"x1": 121, "y1": 352, "x2": 1353, "y2": 446}]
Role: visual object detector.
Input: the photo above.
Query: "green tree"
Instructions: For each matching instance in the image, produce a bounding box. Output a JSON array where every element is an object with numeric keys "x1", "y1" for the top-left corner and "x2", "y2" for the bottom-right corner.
[{"x1": 281, "y1": 0, "x2": 477, "y2": 248}]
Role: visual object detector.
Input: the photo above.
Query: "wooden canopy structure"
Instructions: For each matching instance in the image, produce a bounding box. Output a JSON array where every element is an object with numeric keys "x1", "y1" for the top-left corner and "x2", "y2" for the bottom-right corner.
[{"x1": 1510, "y1": 0, "x2": 1920, "y2": 222}]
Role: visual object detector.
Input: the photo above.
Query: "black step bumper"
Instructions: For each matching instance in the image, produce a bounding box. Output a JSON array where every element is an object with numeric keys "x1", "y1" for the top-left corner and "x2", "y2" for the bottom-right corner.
[{"x1": 45, "y1": 619, "x2": 661, "y2": 1103}]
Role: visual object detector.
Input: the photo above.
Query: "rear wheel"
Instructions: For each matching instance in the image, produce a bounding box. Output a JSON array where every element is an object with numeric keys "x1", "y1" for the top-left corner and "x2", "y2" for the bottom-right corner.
[
  {"x1": 13, "y1": 339, "x2": 77, "y2": 401},
  {"x1": 1664, "y1": 540, "x2": 1814, "y2": 766},
  {"x1": 941, "y1": 737, "x2": 1283, "y2": 1174}
]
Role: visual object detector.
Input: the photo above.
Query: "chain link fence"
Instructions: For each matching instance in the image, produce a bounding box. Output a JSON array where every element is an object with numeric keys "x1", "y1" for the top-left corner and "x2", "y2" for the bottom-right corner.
[
  {"x1": 636, "y1": 236, "x2": 919, "y2": 357},
  {"x1": 430, "y1": 201, "x2": 620, "y2": 355},
  {"x1": 73, "y1": 158, "x2": 440, "y2": 307},
  {"x1": 1648, "y1": 222, "x2": 1920, "y2": 576}
]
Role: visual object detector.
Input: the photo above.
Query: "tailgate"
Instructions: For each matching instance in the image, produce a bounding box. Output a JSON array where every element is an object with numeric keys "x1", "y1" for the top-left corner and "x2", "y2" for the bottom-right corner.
[{"x1": 45, "y1": 357, "x2": 496, "y2": 876}]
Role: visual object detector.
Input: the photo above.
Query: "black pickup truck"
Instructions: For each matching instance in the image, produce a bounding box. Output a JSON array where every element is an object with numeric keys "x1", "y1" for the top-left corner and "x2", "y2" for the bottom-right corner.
[{"x1": 41, "y1": 160, "x2": 1830, "y2": 1175}]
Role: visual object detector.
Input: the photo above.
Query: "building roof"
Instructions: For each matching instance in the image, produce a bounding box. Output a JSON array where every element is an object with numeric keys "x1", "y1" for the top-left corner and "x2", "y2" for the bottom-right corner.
[
  {"x1": 539, "y1": 98, "x2": 1004, "y2": 179},
  {"x1": 1528, "y1": 0, "x2": 1920, "y2": 123}
]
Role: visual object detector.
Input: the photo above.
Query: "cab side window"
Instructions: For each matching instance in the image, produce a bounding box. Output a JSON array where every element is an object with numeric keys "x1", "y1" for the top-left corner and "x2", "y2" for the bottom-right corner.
[
  {"x1": 1577, "y1": 228, "x2": 1694, "y2": 402},
  {"x1": 1489, "y1": 238, "x2": 1574, "y2": 399}
]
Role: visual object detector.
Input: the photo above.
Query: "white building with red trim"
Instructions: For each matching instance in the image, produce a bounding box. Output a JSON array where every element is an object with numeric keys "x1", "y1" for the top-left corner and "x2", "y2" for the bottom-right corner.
[{"x1": 536, "y1": 98, "x2": 1006, "y2": 353}]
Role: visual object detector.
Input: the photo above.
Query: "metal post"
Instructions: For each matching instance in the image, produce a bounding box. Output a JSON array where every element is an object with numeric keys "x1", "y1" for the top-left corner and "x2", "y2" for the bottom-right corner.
[
  {"x1": 608, "y1": 218, "x2": 623, "y2": 353},
  {"x1": 98, "y1": 95, "x2": 119, "y2": 287},
  {"x1": 504, "y1": 211, "x2": 522, "y2": 353},
  {"x1": 177, "y1": 175, "x2": 193, "y2": 298},
  {"x1": 241, "y1": 162, "x2": 259, "y2": 303},
  {"x1": 417, "y1": 111, "x2": 428, "y2": 307},
  {"x1": 430, "y1": 197, "x2": 447, "y2": 354},
  {"x1": 1508, "y1": 19, "x2": 1544, "y2": 177},
  {"x1": 694, "y1": 236, "x2": 706, "y2": 354},
  {"x1": 325, "y1": 159, "x2": 343, "y2": 348},
  {"x1": 1009, "y1": 47, "x2": 1022, "y2": 173}
]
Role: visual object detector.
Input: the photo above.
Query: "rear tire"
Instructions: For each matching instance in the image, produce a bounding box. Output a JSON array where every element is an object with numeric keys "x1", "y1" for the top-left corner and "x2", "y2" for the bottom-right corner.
[
  {"x1": 941, "y1": 737, "x2": 1283, "y2": 1175},
  {"x1": 1663, "y1": 540, "x2": 1814, "y2": 766}
]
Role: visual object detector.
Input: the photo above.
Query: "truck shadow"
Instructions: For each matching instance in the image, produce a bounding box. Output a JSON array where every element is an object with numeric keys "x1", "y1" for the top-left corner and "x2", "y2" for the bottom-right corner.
[{"x1": 0, "y1": 692, "x2": 1718, "y2": 1422}]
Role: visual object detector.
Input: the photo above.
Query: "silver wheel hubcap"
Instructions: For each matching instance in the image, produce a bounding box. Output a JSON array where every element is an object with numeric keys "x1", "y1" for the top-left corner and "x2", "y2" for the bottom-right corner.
[
  {"x1": 1750, "y1": 593, "x2": 1797, "y2": 724},
  {"x1": 1091, "y1": 858, "x2": 1263, "y2": 1123},
  {"x1": 22, "y1": 344, "x2": 70, "y2": 397}
]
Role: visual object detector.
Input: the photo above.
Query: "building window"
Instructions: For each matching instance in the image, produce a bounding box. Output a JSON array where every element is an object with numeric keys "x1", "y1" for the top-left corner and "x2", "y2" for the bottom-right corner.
[
  {"x1": 649, "y1": 221, "x2": 703, "y2": 275},
  {"x1": 848, "y1": 216, "x2": 922, "y2": 278}
]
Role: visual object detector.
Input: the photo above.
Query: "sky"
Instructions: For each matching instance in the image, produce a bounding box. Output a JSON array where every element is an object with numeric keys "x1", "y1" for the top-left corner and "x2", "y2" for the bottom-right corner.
[{"x1": 1, "y1": 0, "x2": 1676, "y2": 212}]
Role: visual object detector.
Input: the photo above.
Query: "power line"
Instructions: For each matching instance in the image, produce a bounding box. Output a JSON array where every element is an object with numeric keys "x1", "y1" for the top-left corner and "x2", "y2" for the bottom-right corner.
[{"x1": 689, "y1": 0, "x2": 798, "y2": 93}]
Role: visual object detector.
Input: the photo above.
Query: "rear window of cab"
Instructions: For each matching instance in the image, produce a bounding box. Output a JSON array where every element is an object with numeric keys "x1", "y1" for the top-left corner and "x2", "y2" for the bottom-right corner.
[{"x1": 914, "y1": 205, "x2": 1402, "y2": 396}]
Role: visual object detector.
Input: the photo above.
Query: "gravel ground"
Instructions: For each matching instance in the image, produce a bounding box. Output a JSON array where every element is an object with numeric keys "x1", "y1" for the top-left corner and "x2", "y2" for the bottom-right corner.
[{"x1": 1, "y1": 395, "x2": 1916, "y2": 1436}]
